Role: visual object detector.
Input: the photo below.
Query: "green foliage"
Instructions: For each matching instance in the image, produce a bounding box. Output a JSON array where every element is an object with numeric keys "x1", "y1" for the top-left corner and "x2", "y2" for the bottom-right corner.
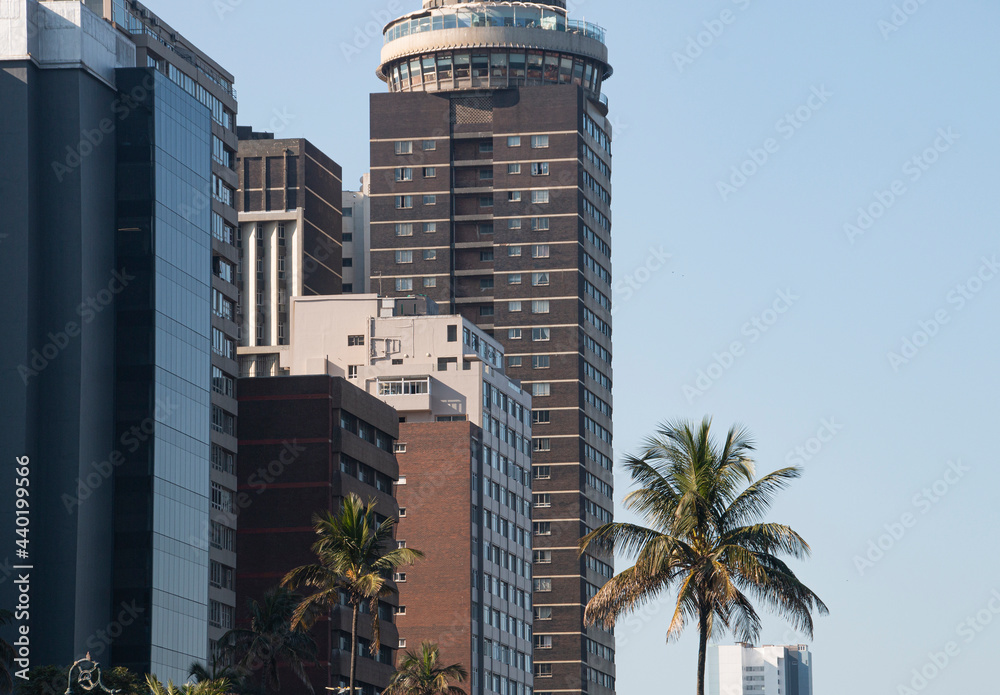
[
  {"x1": 383, "y1": 642, "x2": 467, "y2": 695},
  {"x1": 218, "y1": 587, "x2": 317, "y2": 695},
  {"x1": 580, "y1": 418, "x2": 828, "y2": 695},
  {"x1": 282, "y1": 494, "x2": 423, "y2": 695},
  {"x1": 14, "y1": 664, "x2": 146, "y2": 695}
]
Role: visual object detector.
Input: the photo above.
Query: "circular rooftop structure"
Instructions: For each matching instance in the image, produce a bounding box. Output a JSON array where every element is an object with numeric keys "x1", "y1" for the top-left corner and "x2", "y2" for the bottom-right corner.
[{"x1": 377, "y1": 2, "x2": 612, "y2": 99}]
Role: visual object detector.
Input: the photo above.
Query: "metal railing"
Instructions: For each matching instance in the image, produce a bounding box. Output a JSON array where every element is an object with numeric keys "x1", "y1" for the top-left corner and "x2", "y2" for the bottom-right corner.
[{"x1": 385, "y1": 6, "x2": 606, "y2": 46}]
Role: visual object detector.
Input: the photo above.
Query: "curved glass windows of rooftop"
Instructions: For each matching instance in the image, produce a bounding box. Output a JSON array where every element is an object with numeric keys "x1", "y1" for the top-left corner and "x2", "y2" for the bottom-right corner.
[
  {"x1": 386, "y1": 48, "x2": 608, "y2": 99},
  {"x1": 383, "y1": 4, "x2": 606, "y2": 45}
]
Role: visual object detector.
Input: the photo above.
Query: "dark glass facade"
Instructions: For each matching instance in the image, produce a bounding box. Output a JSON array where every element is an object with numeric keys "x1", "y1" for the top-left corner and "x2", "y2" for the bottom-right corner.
[{"x1": 113, "y1": 68, "x2": 213, "y2": 680}]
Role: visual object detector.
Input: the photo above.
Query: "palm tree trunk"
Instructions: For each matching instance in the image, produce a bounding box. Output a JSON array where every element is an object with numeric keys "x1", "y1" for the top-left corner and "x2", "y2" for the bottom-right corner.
[
  {"x1": 349, "y1": 603, "x2": 360, "y2": 695},
  {"x1": 697, "y1": 604, "x2": 709, "y2": 695}
]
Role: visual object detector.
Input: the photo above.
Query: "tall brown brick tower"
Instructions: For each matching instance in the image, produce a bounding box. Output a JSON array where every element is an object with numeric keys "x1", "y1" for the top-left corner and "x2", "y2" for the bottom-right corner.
[{"x1": 369, "y1": 3, "x2": 615, "y2": 694}]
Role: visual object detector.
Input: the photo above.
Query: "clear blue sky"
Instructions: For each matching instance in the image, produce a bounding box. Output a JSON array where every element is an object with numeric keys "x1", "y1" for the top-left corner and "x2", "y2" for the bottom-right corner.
[{"x1": 170, "y1": 0, "x2": 999, "y2": 691}]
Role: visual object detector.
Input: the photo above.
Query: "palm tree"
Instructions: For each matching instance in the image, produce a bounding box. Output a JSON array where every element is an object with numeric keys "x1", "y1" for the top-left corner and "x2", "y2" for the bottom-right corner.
[
  {"x1": 0, "y1": 609, "x2": 14, "y2": 694},
  {"x1": 383, "y1": 642, "x2": 467, "y2": 695},
  {"x1": 146, "y1": 675, "x2": 232, "y2": 695},
  {"x1": 218, "y1": 587, "x2": 318, "y2": 694},
  {"x1": 282, "y1": 494, "x2": 423, "y2": 695},
  {"x1": 580, "y1": 418, "x2": 828, "y2": 695}
]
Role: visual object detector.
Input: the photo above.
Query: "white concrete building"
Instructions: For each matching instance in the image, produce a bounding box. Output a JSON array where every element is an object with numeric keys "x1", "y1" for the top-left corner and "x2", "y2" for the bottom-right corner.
[
  {"x1": 342, "y1": 174, "x2": 371, "y2": 294},
  {"x1": 708, "y1": 643, "x2": 813, "y2": 695}
]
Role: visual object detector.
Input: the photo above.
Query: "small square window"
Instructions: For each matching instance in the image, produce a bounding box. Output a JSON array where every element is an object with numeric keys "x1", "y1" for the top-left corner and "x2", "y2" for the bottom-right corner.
[
  {"x1": 532, "y1": 327, "x2": 551, "y2": 341},
  {"x1": 531, "y1": 272, "x2": 550, "y2": 286},
  {"x1": 531, "y1": 190, "x2": 550, "y2": 204},
  {"x1": 532, "y1": 355, "x2": 550, "y2": 369},
  {"x1": 479, "y1": 195, "x2": 494, "y2": 208},
  {"x1": 395, "y1": 195, "x2": 413, "y2": 209},
  {"x1": 480, "y1": 306, "x2": 494, "y2": 316},
  {"x1": 480, "y1": 141, "x2": 494, "y2": 153},
  {"x1": 531, "y1": 162, "x2": 550, "y2": 176},
  {"x1": 395, "y1": 167, "x2": 413, "y2": 181},
  {"x1": 395, "y1": 141, "x2": 413, "y2": 155},
  {"x1": 422, "y1": 140, "x2": 437, "y2": 151},
  {"x1": 480, "y1": 250, "x2": 494, "y2": 262},
  {"x1": 532, "y1": 244, "x2": 550, "y2": 258},
  {"x1": 532, "y1": 300, "x2": 550, "y2": 314},
  {"x1": 423, "y1": 249, "x2": 437, "y2": 260},
  {"x1": 509, "y1": 219, "x2": 522, "y2": 229},
  {"x1": 424, "y1": 167, "x2": 437, "y2": 178},
  {"x1": 423, "y1": 277, "x2": 437, "y2": 288},
  {"x1": 394, "y1": 443, "x2": 407, "y2": 453},
  {"x1": 399, "y1": 507, "x2": 407, "y2": 517},
  {"x1": 508, "y1": 246, "x2": 522, "y2": 257},
  {"x1": 508, "y1": 274, "x2": 522, "y2": 285},
  {"x1": 507, "y1": 136, "x2": 521, "y2": 147},
  {"x1": 423, "y1": 222, "x2": 437, "y2": 233},
  {"x1": 396, "y1": 223, "x2": 413, "y2": 237},
  {"x1": 394, "y1": 573, "x2": 407, "y2": 582},
  {"x1": 508, "y1": 329, "x2": 522, "y2": 340},
  {"x1": 395, "y1": 605, "x2": 407, "y2": 615},
  {"x1": 348, "y1": 365, "x2": 360, "y2": 379},
  {"x1": 423, "y1": 195, "x2": 437, "y2": 205},
  {"x1": 508, "y1": 191, "x2": 522, "y2": 202},
  {"x1": 509, "y1": 301, "x2": 522, "y2": 312},
  {"x1": 508, "y1": 356, "x2": 523, "y2": 368},
  {"x1": 395, "y1": 278, "x2": 414, "y2": 291},
  {"x1": 508, "y1": 163, "x2": 521, "y2": 175},
  {"x1": 480, "y1": 168, "x2": 494, "y2": 180},
  {"x1": 531, "y1": 134, "x2": 550, "y2": 148}
]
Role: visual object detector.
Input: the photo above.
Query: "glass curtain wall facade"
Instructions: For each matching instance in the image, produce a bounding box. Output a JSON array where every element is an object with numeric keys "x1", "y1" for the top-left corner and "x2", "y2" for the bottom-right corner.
[{"x1": 113, "y1": 68, "x2": 213, "y2": 680}]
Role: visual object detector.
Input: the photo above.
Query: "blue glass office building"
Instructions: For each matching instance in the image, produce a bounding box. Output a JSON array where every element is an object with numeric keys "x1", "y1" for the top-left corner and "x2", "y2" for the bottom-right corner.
[{"x1": 113, "y1": 68, "x2": 213, "y2": 679}]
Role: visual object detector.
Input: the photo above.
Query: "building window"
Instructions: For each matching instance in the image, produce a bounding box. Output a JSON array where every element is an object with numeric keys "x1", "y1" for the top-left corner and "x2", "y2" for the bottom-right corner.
[
  {"x1": 507, "y1": 163, "x2": 521, "y2": 175},
  {"x1": 396, "y1": 195, "x2": 413, "y2": 209},
  {"x1": 535, "y1": 606, "x2": 553, "y2": 620},
  {"x1": 210, "y1": 561, "x2": 235, "y2": 590},
  {"x1": 509, "y1": 301, "x2": 522, "y2": 312},
  {"x1": 535, "y1": 635, "x2": 553, "y2": 649},
  {"x1": 210, "y1": 482, "x2": 234, "y2": 513},
  {"x1": 507, "y1": 136, "x2": 521, "y2": 147},
  {"x1": 396, "y1": 250, "x2": 413, "y2": 264},
  {"x1": 209, "y1": 600, "x2": 234, "y2": 629},
  {"x1": 532, "y1": 355, "x2": 550, "y2": 369},
  {"x1": 531, "y1": 190, "x2": 550, "y2": 204},
  {"x1": 509, "y1": 219, "x2": 522, "y2": 229},
  {"x1": 508, "y1": 274, "x2": 522, "y2": 285},
  {"x1": 396, "y1": 223, "x2": 414, "y2": 236},
  {"x1": 348, "y1": 366, "x2": 360, "y2": 379},
  {"x1": 531, "y1": 217, "x2": 550, "y2": 231},
  {"x1": 423, "y1": 222, "x2": 437, "y2": 233},
  {"x1": 532, "y1": 300, "x2": 550, "y2": 314},
  {"x1": 394, "y1": 573, "x2": 407, "y2": 582},
  {"x1": 480, "y1": 141, "x2": 494, "y2": 153},
  {"x1": 480, "y1": 168, "x2": 494, "y2": 180},
  {"x1": 395, "y1": 278, "x2": 413, "y2": 292},
  {"x1": 534, "y1": 493, "x2": 552, "y2": 507},
  {"x1": 532, "y1": 244, "x2": 550, "y2": 259},
  {"x1": 212, "y1": 289, "x2": 234, "y2": 320},
  {"x1": 508, "y1": 245, "x2": 522, "y2": 257},
  {"x1": 480, "y1": 306, "x2": 494, "y2": 317},
  {"x1": 211, "y1": 445, "x2": 235, "y2": 474},
  {"x1": 348, "y1": 335, "x2": 365, "y2": 346},
  {"x1": 532, "y1": 383, "x2": 550, "y2": 397},
  {"x1": 508, "y1": 191, "x2": 522, "y2": 202},
  {"x1": 532, "y1": 272, "x2": 550, "y2": 286},
  {"x1": 533, "y1": 574, "x2": 552, "y2": 588},
  {"x1": 533, "y1": 464, "x2": 551, "y2": 478},
  {"x1": 531, "y1": 135, "x2": 550, "y2": 148},
  {"x1": 397, "y1": 540, "x2": 407, "y2": 549},
  {"x1": 480, "y1": 250, "x2": 494, "y2": 262},
  {"x1": 422, "y1": 140, "x2": 437, "y2": 151},
  {"x1": 480, "y1": 279, "x2": 494, "y2": 290},
  {"x1": 531, "y1": 162, "x2": 550, "y2": 176},
  {"x1": 448, "y1": 325, "x2": 458, "y2": 342},
  {"x1": 507, "y1": 356, "x2": 522, "y2": 368},
  {"x1": 532, "y1": 328, "x2": 551, "y2": 342},
  {"x1": 479, "y1": 195, "x2": 494, "y2": 208},
  {"x1": 424, "y1": 167, "x2": 437, "y2": 178},
  {"x1": 508, "y1": 329, "x2": 522, "y2": 340},
  {"x1": 395, "y1": 606, "x2": 407, "y2": 615},
  {"x1": 532, "y1": 411, "x2": 551, "y2": 425},
  {"x1": 418, "y1": 249, "x2": 435, "y2": 261},
  {"x1": 395, "y1": 141, "x2": 413, "y2": 155},
  {"x1": 533, "y1": 439, "x2": 551, "y2": 452},
  {"x1": 423, "y1": 195, "x2": 437, "y2": 205},
  {"x1": 424, "y1": 277, "x2": 437, "y2": 288},
  {"x1": 399, "y1": 507, "x2": 407, "y2": 517},
  {"x1": 395, "y1": 167, "x2": 413, "y2": 181}
]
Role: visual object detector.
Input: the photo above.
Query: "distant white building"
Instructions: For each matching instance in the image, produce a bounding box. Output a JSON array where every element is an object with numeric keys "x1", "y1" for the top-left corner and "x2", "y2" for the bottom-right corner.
[
  {"x1": 342, "y1": 174, "x2": 370, "y2": 294},
  {"x1": 708, "y1": 644, "x2": 813, "y2": 695}
]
